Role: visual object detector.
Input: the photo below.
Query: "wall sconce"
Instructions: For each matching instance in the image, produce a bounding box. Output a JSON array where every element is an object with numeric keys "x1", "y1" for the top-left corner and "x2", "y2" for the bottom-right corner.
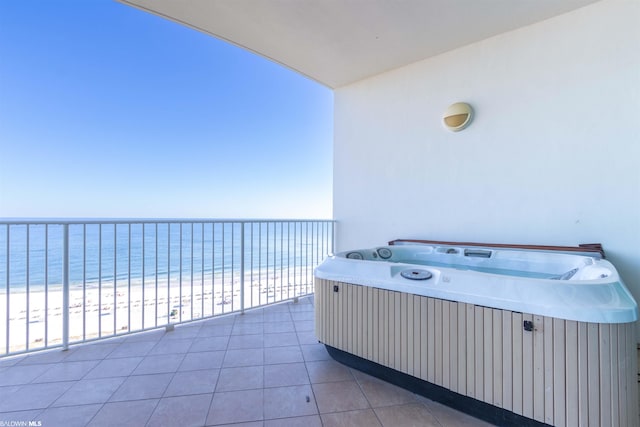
[{"x1": 443, "y1": 102, "x2": 473, "y2": 132}]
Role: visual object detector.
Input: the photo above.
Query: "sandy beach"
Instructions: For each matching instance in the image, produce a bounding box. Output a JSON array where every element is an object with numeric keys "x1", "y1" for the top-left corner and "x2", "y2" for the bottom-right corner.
[{"x1": 0, "y1": 268, "x2": 314, "y2": 354}]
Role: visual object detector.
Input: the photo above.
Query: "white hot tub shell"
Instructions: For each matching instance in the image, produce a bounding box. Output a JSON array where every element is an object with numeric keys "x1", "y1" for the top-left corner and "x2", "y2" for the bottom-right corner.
[{"x1": 314, "y1": 242, "x2": 638, "y2": 426}]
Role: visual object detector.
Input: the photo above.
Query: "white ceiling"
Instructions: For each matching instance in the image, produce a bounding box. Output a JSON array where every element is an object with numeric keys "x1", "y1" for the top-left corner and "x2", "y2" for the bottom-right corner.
[{"x1": 119, "y1": 0, "x2": 601, "y2": 88}]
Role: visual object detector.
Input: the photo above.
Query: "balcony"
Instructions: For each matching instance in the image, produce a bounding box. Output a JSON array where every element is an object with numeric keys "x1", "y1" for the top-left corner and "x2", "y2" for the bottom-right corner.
[
  {"x1": 0, "y1": 295, "x2": 494, "y2": 426},
  {"x1": 0, "y1": 219, "x2": 495, "y2": 425}
]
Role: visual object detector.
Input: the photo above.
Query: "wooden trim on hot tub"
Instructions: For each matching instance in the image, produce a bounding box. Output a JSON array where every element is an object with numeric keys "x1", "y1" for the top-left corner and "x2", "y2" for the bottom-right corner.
[
  {"x1": 388, "y1": 239, "x2": 606, "y2": 258},
  {"x1": 315, "y1": 278, "x2": 638, "y2": 427}
]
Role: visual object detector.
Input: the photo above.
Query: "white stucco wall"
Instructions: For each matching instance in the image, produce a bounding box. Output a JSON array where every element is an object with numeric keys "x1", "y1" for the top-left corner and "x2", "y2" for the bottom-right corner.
[{"x1": 333, "y1": 0, "x2": 640, "y2": 334}]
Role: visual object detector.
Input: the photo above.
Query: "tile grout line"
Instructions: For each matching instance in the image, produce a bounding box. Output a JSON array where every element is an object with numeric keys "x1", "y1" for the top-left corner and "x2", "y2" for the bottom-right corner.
[
  {"x1": 301, "y1": 297, "x2": 323, "y2": 423},
  {"x1": 351, "y1": 367, "x2": 383, "y2": 426},
  {"x1": 81, "y1": 336, "x2": 159, "y2": 427},
  {"x1": 292, "y1": 301, "x2": 323, "y2": 424}
]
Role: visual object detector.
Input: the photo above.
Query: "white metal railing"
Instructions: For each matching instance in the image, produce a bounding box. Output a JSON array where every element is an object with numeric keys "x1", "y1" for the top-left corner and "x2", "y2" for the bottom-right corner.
[{"x1": 0, "y1": 219, "x2": 335, "y2": 357}]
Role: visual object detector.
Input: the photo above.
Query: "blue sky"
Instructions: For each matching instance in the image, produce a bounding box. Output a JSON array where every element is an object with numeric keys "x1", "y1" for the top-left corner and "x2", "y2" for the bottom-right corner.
[{"x1": 0, "y1": 1, "x2": 333, "y2": 219}]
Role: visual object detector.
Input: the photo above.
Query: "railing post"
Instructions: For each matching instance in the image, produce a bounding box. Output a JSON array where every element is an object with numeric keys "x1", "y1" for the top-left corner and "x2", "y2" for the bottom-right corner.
[
  {"x1": 240, "y1": 222, "x2": 245, "y2": 314},
  {"x1": 331, "y1": 220, "x2": 336, "y2": 255},
  {"x1": 5, "y1": 224, "x2": 10, "y2": 356},
  {"x1": 62, "y1": 223, "x2": 70, "y2": 351}
]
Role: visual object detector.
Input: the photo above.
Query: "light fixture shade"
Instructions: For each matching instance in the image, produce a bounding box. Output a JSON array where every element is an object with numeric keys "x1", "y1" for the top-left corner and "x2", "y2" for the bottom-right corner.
[{"x1": 443, "y1": 102, "x2": 473, "y2": 132}]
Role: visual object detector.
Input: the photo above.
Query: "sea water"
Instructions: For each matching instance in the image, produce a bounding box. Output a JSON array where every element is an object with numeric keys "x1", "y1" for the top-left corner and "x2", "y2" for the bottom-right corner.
[{"x1": 0, "y1": 221, "x2": 332, "y2": 291}]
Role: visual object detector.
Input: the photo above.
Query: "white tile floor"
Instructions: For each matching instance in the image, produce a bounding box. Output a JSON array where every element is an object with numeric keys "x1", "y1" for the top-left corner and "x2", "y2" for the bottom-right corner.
[{"x1": 0, "y1": 296, "x2": 494, "y2": 426}]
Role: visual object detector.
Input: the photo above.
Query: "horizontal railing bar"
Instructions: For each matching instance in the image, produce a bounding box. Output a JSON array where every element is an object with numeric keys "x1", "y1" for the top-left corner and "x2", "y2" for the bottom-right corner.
[{"x1": 0, "y1": 218, "x2": 334, "y2": 225}]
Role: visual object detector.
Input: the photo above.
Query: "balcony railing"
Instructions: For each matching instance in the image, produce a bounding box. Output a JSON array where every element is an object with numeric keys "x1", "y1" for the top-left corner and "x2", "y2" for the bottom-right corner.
[{"x1": 0, "y1": 219, "x2": 335, "y2": 357}]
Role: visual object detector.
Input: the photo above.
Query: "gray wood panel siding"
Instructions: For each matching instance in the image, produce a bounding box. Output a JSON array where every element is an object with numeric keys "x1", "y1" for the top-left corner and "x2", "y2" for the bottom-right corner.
[{"x1": 315, "y1": 279, "x2": 639, "y2": 427}]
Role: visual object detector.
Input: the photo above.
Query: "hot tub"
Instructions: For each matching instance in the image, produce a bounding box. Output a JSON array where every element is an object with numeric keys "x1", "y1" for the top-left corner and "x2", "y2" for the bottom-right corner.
[{"x1": 314, "y1": 241, "x2": 638, "y2": 426}]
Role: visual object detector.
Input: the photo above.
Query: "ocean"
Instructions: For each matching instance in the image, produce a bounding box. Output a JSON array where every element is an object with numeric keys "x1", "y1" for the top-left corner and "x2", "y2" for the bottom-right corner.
[{"x1": 0, "y1": 220, "x2": 334, "y2": 291}]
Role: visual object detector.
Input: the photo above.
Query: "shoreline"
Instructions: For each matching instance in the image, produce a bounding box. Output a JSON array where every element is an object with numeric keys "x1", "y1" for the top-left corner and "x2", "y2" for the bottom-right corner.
[
  {"x1": 1, "y1": 261, "x2": 316, "y2": 291},
  {"x1": 0, "y1": 268, "x2": 314, "y2": 354}
]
